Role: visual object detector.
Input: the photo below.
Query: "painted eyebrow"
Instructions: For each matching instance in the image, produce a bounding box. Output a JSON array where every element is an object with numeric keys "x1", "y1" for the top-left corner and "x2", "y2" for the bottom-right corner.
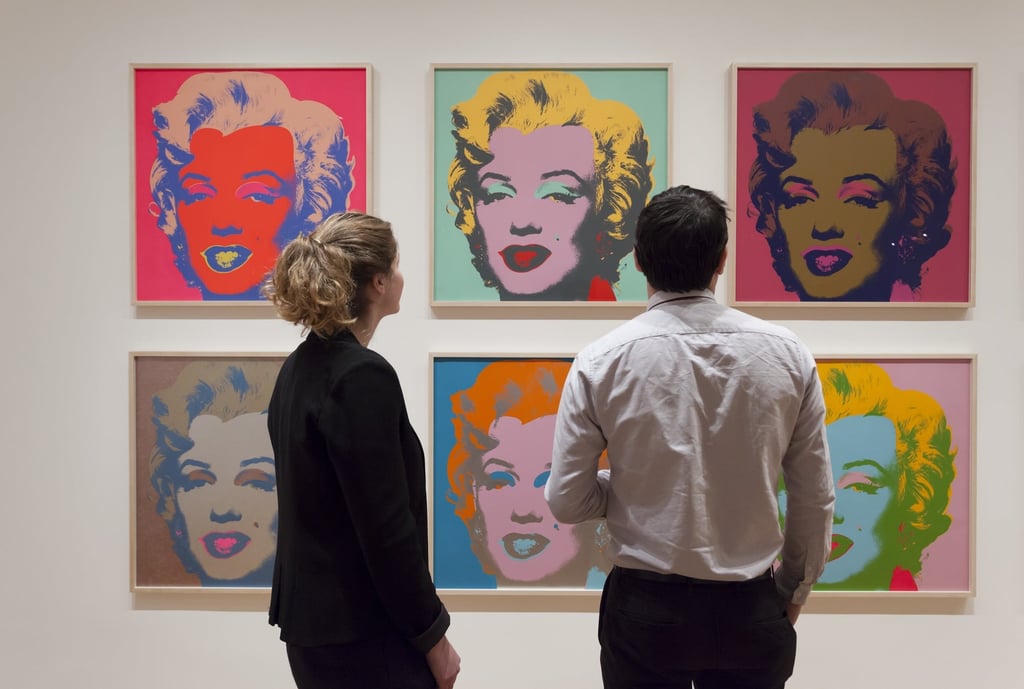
[
  {"x1": 840, "y1": 459, "x2": 886, "y2": 473},
  {"x1": 840, "y1": 173, "x2": 889, "y2": 188},
  {"x1": 240, "y1": 456, "x2": 274, "y2": 468},
  {"x1": 179, "y1": 459, "x2": 211, "y2": 471},
  {"x1": 479, "y1": 172, "x2": 512, "y2": 184},
  {"x1": 779, "y1": 175, "x2": 814, "y2": 187},
  {"x1": 179, "y1": 172, "x2": 212, "y2": 184},
  {"x1": 540, "y1": 169, "x2": 586, "y2": 184},
  {"x1": 481, "y1": 457, "x2": 514, "y2": 471},
  {"x1": 242, "y1": 169, "x2": 288, "y2": 185}
]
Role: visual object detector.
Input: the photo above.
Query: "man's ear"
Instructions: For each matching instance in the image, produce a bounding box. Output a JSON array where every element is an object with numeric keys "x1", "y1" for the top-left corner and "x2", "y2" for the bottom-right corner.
[{"x1": 716, "y1": 246, "x2": 728, "y2": 275}]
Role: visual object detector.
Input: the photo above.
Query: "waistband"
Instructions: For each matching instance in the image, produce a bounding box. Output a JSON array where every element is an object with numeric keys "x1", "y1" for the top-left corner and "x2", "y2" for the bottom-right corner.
[{"x1": 614, "y1": 565, "x2": 773, "y2": 586}]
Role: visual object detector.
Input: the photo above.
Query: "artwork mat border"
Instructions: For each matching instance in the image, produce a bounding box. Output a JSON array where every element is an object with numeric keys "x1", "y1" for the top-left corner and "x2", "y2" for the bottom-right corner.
[
  {"x1": 428, "y1": 63, "x2": 674, "y2": 312},
  {"x1": 727, "y1": 62, "x2": 977, "y2": 309},
  {"x1": 428, "y1": 351, "x2": 976, "y2": 606},
  {"x1": 428, "y1": 351, "x2": 600, "y2": 601},
  {"x1": 129, "y1": 350, "x2": 289, "y2": 595},
  {"x1": 130, "y1": 63, "x2": 374, "y2": 308}
]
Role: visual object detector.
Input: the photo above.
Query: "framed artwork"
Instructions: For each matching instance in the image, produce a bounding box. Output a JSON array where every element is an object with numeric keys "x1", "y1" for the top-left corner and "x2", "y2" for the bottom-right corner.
[
  {"x1": 808, "y1": 355, "x2": 975, "y2": 597},
  {"x1": 130, "y1": 352, "x2": 285, "y2": 592},
  {"x1": 431, "y1": 355, "x2": 607, "y2": 593},
  {"x1": 730, "y1": 65, "x2": 974, "y2": 307},
  {"x1": 431, "y1": 65, "x2": 671, "y2": 308},
  {"x1": 430, "y1": 353, "x2": 974, "y2": 599},
  {"x1": 132, "y1": 65, "x2": 371, "y2": 305}
]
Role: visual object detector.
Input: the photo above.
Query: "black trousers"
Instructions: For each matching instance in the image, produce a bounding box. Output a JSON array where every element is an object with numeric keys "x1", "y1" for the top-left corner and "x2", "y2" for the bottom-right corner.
[
  {"x1": 286, "y1": 632, "x2": 434, "y2": 689},
  {"x1": 599, "y1": 566, "x2": 797, "y2": 689}
]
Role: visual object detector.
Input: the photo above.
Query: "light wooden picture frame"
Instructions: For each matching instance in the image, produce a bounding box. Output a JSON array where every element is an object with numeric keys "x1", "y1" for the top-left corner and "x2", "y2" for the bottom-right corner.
[
  {"x1": 805, "y1": 354, "x2": 975, "y2": 598},
  {"x1": 431, "y1": 64, "x2": 671, "y2": 311},
  {"x1": 130, "y1": 351, "x2": 286, "y2": 593},
  {"x1": 132, "y1": 64, "x2": 372, "y2": 306},
  {"x1": 430, "y1": 354, "x2": 604, "y2": 597},
  {"x1": 729, "y1": 64, "x2": 975, "y2": 308}
]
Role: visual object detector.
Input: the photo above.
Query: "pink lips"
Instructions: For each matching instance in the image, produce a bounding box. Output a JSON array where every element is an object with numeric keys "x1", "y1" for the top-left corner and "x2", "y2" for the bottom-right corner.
[
  {"x1": 202, "y1": 532, "x2": 251, "y2": 559},
  {"x1": 500, "y1": 245, "x2": 552, "y2": 273},
  {"x1": 801, "y1": 247, "x2": 853, "y2": 276}
]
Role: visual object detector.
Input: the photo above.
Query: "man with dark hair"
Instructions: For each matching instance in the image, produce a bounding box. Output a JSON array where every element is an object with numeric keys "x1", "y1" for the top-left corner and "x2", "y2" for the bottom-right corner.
[{"x1": 546, "y1": 185, "x2": 835, "y2": 689}]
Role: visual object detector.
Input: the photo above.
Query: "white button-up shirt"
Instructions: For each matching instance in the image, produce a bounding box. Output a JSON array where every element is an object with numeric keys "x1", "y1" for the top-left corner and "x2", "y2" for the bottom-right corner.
[{"x1": 546, "y1": 289, "x2": 835, "y2": 604}]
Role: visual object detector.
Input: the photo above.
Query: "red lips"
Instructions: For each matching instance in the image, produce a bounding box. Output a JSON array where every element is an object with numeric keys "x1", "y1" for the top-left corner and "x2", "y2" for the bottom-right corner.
[
  {"x1": 829, "y1": 535, "x2": 853, "y2": 561},
  {"x1": 500, "y1": 245, "x2": 552, "y2": 273}
]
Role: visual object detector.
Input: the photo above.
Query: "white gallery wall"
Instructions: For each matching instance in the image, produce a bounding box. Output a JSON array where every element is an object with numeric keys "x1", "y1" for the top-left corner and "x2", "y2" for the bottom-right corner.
[{"x1": 1, "y1": 0, "x2": 1021, "y2": 686}]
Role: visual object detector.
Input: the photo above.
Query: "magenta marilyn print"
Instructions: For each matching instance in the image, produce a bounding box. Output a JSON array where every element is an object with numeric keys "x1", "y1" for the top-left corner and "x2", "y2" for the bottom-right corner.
[
  {"x1": 432, "y1": 66, "x2": 670, "y2": 305},
  {"x1": 732, "y1": 66, "x2": 973, "y2": 306}
]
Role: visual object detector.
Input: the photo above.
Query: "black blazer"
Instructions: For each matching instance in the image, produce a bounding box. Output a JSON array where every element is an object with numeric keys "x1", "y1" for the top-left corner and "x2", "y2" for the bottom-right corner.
[{"x1": 268, "y1": 330, "x2": 448, "y2": 652}]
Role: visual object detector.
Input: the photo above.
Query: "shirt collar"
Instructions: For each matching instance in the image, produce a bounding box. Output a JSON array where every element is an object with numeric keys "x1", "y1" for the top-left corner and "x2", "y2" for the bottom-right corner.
[
  {"x1": 308, "y1": 328, "x2": 360, "y2": 345},
  {"x1": 646, "y1": 289, "x2": 715, "y2": 311}
]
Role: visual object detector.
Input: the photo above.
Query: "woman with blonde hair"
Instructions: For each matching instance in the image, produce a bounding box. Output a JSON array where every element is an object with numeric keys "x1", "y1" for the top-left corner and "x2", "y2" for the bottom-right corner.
[{"x1": 264, "y1": 212, "x2": 460, "y2": 689}]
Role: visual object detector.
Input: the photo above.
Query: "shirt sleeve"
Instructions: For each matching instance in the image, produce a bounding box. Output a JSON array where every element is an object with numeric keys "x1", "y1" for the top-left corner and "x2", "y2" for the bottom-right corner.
[
  {"x1": 546, "y1": 354, "x2": 610, "y2": 523},
  {"x1": 321, "y1": 357, "x2": 448, "y2": 653},
  {"x1": 776, "y1": 353, "x2": 836, "y2": 605}
]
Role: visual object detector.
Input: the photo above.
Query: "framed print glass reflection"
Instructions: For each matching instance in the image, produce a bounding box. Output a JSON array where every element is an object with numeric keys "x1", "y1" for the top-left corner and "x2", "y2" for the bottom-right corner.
[
  {"x1": 809, "y1": 356, "x2": 974, "y2": 597},
  {"x1": 431, "y1": 355, "x2": 607, "y2": 592},
  {"x1": 730, "y1": 65, "x2": 974, "y2": 307},
  {"x1": 431, "y1": 65, "x2": 671, "y2": 308},
  {"x1": 130, "y1": 352, "x2": 285, "y2": 592},
  {"x1": 132, "y1": 64, "x2": 371, "y2": 305}
]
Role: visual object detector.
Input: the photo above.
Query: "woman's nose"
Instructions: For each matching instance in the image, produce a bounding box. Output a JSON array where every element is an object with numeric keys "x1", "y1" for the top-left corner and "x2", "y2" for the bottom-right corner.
[
  {"x1": 510, "y1": 223, "x2": 542, "y2": 237},
  {"x1": 807, "y1": 198, "x2": 845, "y2": 240},
  {"x1": 202, "y1": 196, "x2": 245, "y2": 236},
  {"x1": 505, "y1": 196, "x2": 542, "y2": 236},
  {"x1": 810, "y1": 224, "x2": 844, "y2": 241},
  {"x1": 210, "y1": 508, "x2": 242, "y2": 524},
  {"x1": 510, "y1": 510, "x2": 542, "y2": 524}
]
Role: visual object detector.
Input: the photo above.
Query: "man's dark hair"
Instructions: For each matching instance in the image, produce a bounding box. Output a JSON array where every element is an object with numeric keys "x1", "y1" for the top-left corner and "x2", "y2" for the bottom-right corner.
[{"x1": 633, "y1": 185, "x2": 729, "y2": 292}]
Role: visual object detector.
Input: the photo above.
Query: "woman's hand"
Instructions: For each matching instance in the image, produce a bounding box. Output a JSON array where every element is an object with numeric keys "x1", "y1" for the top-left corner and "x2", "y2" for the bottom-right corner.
[{"x1": 426, "y1": 635, "x2": 461, "y2": 689}]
